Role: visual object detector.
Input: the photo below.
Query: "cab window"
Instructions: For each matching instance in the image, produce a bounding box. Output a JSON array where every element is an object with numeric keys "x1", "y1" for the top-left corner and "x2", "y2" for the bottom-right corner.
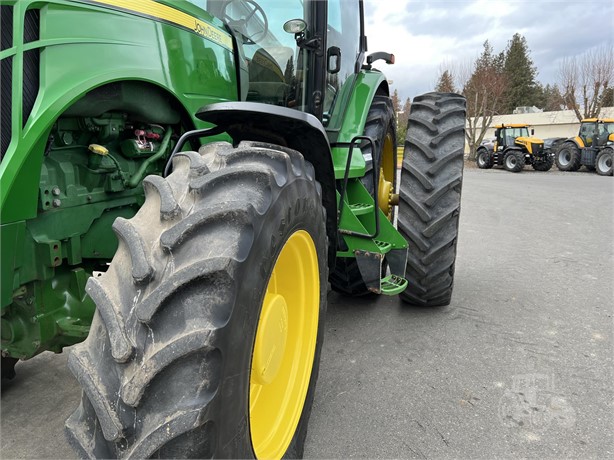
[
  {"x1": 324, "y1": 0, "x2": 361, "y2": 124},
  {"x1": 209, "y1": 0, "x2": 309, "y2": 110}
]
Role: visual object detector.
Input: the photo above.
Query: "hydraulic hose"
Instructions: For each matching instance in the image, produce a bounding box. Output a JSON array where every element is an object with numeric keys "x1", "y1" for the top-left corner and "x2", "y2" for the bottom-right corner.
[{"x1": 127, "y1": 126, "x2": 173, "y2": 188}]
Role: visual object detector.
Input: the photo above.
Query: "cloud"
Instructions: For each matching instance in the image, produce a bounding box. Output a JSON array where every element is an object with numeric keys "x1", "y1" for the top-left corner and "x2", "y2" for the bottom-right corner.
[{"x1": 364, "y1": 0, "x2": 614, "y2": 101}]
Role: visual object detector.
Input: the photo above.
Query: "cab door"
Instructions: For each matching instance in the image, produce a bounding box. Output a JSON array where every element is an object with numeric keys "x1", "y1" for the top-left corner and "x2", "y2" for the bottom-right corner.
[{"x1": 322, "y1": 0, "x2": 364, "y2": 127}]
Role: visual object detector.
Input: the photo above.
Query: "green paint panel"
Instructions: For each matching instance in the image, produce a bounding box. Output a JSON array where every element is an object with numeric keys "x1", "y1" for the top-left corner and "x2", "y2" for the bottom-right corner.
[
  {"x1": 332, "y1": 145, "x2": 366, "y2": 179},
  {"x1": 328, "y1": 70, "x2": 388, "y2": 143},
  {"x1": 336, "y1": 180, "x2": 407, "y2": 258}
]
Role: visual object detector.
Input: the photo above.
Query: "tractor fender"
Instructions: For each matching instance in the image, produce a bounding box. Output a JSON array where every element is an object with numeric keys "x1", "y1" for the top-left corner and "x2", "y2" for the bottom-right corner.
[
  {"x1": 544, "y1": 137, "x2": 567, "y2": 150},
  {"x1": 571, "y1": 136, "x2": 584, "y2": 148},
  {"x1": 477, "y1": 144, "x2": 493, "y2": 154},
  {"x1": 195, "y1": 102, "x2": 337, "y2": 268},
  {"x1": 502, "y1": 146, "x2": 524, "y2": 154}
]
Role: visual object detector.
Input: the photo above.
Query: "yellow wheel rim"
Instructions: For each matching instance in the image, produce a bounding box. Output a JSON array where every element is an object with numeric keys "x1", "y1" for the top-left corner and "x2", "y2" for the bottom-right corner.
[
  {"x1": 250, "y1": 230, "x2": 320, "y2": 459},
  {"x1": 378, "y1": 131, "x2": 396, "y2": 219}
]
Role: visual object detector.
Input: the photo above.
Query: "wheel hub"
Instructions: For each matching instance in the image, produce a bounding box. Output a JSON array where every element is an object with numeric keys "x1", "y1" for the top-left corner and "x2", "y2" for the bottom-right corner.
[
  {"x1": 252, "y1": 293, "x2": 288, "y2": 385},
  {"x1": 249, "y1": 230, "x2": 319, "y2": 459},
  {"x1": 378, "y1": 171, "x2": 393, "y2": 217}
]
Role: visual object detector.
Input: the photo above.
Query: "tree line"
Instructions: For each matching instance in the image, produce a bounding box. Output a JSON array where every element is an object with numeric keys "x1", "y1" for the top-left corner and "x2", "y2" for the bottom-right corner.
[{"x1": 392, "y1": 34, "x2": 613, "y2": 158}]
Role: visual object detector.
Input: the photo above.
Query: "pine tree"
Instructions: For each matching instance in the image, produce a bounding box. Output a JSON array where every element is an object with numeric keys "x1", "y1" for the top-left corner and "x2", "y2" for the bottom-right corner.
[
  {"x1": 435, "y1": 70, "x2": 455, "y2": 93},
  {"x1": 391, "y1": 89, "x2": 401, "y2": 114},
  {"x1": 540, "y1": 84, "x2": 565, "y2": 111},
  {"x1": 601, "y1": 87, "x2": 614, "y2": 108},
  {"x1": 502, "y1": 33, "x2": 539, "y2": 113},
  {"x1": 397, "y1": 97, "x2": 411, "y2": 143},
  {"x1": 283, "y1": 58, "x2": 294, "y2": 85}
]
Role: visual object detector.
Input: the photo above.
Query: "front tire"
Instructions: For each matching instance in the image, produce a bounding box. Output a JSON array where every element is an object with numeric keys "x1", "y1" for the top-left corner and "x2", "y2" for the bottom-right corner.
[
  {"x1": 532, "y1": 155, "x2": 553, "y2": 171},
  {"x1": 503, "y1": 150, "x2": 524, "y2": 172},
  {"x1": 555, "y1": 142, "x2": 581, "y2": 171},
  {"x1": 398, "y1": 92, "x2": 466, "y2": 307},
  {"x1": 476, "y1": 149, "x2": 493, "y2": 169},
  {"x1": 65, "y1": 141, "x2": 327, "y2": 459},
  {"x1": 596, "y1": 148, "x2": 613, "y2": 176}
]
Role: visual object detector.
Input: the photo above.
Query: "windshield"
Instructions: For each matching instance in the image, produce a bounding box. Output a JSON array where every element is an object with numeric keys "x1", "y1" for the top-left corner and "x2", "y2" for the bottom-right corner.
[
  {"x1": 505, "y1": 127, "x2": 530, "y2": 139},
  {"x1": 208, "y1": 0, "x2": 309, "y2": 110}
]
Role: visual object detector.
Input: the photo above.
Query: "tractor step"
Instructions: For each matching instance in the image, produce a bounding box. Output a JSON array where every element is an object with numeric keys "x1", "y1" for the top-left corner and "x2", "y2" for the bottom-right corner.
[
  {"x1": 349, "y1": 202, "x2": 374, "y2": 216},
  {"x1": 374, "y1": 239, "x2": 392, "y2": 253},
  {"x1": 380, "y1": 274, "x2": 408, "y2": 295}
]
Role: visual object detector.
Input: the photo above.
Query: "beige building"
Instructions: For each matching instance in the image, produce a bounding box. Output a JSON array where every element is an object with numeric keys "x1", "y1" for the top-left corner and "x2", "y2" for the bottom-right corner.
[{"x1": 477, "y1": 107, "x2": 614, "y2": 141}]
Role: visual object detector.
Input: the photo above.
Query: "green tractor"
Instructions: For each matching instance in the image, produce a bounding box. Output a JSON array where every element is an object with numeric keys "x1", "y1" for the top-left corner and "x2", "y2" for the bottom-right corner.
[
  {"x1": 476, "y1": 123, "x2": 553, "y2": 172},
  {"x1": 554, "y1": 118, "x2": 614, "y2": 176},
  {"x1": 0, "y1": 0, "x2": 466, "y2": 457}
]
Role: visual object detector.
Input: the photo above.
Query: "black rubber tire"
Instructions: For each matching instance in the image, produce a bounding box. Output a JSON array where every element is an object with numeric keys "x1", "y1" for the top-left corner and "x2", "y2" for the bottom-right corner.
[
  {"x1": 330, "y1": 95, "x2": 397, "y2": 296},
  {"x1": 555, "y1": 142, "x2": 581, "y2": 171},
  {"x1": 476, "y1": 148, "x2": 493, "y2": 169},
  {"x1": 531, "y1": 155, "x2": 553, "y2": 171},
  {"x1": 503, "y1": 149, "x2": 524, "y2": 172},
  {"x1": 596, "y1": 147, "x2": 613, "y2": 176},
  {"x1": 398, "y1": 92, "x2": 466, "y2": 307},
  {"x1": 65, "y1": 141, "x2": 327, "y2": 458},
  {"x1": 1, "y1": 356, "x2": 18, "y2": 382}
]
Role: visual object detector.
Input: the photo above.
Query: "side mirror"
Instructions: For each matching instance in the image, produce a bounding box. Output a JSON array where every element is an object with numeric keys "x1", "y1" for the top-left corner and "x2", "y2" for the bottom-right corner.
[
  {"x1": 327, "y1": 46, "x2": 341, "y2": 74},
  {"x1": 531, "y1": 128, "x2": 535, "y2": 136}
]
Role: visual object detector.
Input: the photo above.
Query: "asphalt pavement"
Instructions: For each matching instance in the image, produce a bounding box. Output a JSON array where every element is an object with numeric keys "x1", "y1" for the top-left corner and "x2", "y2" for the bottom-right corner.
[{"x1": 1, "y1": 166, "x2": 613, "y2": 459}]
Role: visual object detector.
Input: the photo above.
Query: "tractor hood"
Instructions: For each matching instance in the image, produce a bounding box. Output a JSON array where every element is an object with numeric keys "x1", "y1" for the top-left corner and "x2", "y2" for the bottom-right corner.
[{"x1": 515, "y1": 136, "x2": 544, "y2": 154}]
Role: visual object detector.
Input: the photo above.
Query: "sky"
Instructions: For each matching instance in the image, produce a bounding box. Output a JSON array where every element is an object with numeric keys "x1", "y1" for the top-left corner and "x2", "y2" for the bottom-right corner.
[{"x1": 363, "y1": 0, "x2": 614, "y2": 102}]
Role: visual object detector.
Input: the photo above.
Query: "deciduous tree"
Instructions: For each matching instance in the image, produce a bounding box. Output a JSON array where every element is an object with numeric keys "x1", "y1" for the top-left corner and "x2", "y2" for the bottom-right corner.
[
  {"x1": 559, "y1": 45, "x2": 614, "y2": 120},
  {"x1": 462, "y1": 41, "x2": 508, "y2": 159}
]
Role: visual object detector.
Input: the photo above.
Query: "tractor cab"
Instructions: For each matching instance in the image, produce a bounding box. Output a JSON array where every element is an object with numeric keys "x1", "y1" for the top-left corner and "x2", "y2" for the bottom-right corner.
[
  {"x1": 578, "y1": 119, "x2": 614, "y2": 148},
  {"x1": 205, "y1": 0, "x2": 365, "y2": 126},
  {"x1": 494, "y1": 124, "x2": 544, "y2": 155}
]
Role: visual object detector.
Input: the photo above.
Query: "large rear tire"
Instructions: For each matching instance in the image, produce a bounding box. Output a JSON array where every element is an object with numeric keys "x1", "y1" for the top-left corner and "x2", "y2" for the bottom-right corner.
[
  {"x1": 555, "y1": 142, "x2": 581, "y2": 171},
  {"x1": 595, "y1": 148, "x2": 613, "y2": 176},
  {"x1": 398, "y1": 92, "x2": 466, "y2": 307},
  {"x1": 65, "y1": 141, "x2": 328, "y2": 459},
  {"x1": 503, "y1": 149, "x2": 524, "y2": 172},
  {"x1": 330, "y1": 95, "x2": 397, "y2": 296}
]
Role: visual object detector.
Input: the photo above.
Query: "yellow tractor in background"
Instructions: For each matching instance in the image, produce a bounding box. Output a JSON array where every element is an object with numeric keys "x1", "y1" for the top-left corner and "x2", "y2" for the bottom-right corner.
[
  {"x1": 554, "y1": 118, "x2": 614, "y2": 176},
  {"x1": 476, "y1": 123, "x2": 553, "y2": 173}
]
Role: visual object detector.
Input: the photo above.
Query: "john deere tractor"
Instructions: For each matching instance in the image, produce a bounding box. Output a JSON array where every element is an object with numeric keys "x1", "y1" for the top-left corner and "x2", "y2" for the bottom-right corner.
[
  {"x1": 476, "y1": 123, "x2": 553, "y2": 173},
  {"x1": 554, "y1": 118, "x2": 614, "y2": 176},
  {"x1": 0, "y1": 0, "x2": 466, "y2": 457}
]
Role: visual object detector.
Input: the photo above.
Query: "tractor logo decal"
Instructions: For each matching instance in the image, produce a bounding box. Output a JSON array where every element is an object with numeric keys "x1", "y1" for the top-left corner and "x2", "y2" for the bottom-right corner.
[{"x1": 74, "y1": 0, "x2": 234, "y2": 50}]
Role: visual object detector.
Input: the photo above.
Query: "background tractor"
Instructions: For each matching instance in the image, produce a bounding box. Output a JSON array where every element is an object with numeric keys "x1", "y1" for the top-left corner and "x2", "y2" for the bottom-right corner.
[
  {"x1": 553, "y1": 119, "x2": 614, "y2": 176},
  {"x1": 476, "y1": 123, "x2": 553, "y2": 173},
  {"x1": 0, "y1": 0, "x2": 466, "y2": 458}
]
